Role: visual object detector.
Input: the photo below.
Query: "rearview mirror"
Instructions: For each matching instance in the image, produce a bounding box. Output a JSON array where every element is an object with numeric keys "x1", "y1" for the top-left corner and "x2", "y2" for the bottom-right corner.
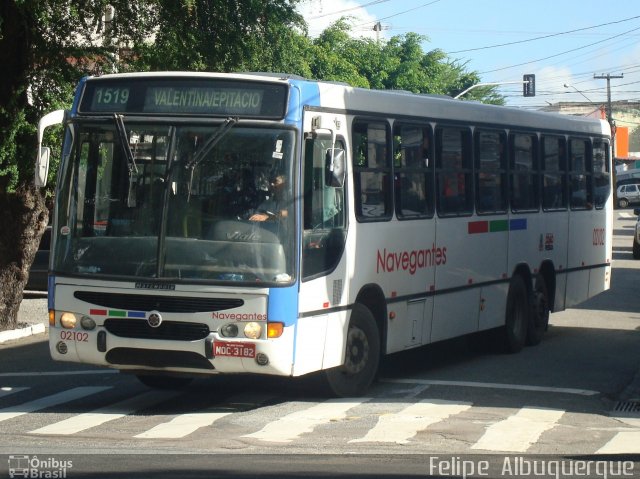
[
  {"x1": 34, "y1": 147, "x2": 50, "y2": 187},
  {"x1": 325, "y1": 148, "x2": 345, "y2": 187}
]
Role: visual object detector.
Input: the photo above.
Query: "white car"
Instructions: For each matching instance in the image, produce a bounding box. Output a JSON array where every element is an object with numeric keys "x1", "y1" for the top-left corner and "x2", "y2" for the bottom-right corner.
[
  {"x1": 617, "y1": 183, "x2": 640, "y2": 208},
  {"x1": 634, "y1": 208, "x2": 640, "y2": 259}
]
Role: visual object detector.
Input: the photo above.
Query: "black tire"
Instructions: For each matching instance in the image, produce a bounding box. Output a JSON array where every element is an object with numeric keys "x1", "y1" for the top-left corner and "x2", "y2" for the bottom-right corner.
[
  {"x1": 619, "y1": 198, "x2": 629, "y2": 208},
  {"x1": 323, "y1": 303, "x2": 380, "y2": 397},
  {"x1": 502, "y1": 275, "x2": 529, "y2": 353},
  {"x1": 136, "y1": 374, "x2": 193, "y2": 390},
  {"x1": 527, "y1": 275, "x2": 549, "y2": 346},
  {"x1": 633, "y1": 238, "x2": 640, "y2": 259}
]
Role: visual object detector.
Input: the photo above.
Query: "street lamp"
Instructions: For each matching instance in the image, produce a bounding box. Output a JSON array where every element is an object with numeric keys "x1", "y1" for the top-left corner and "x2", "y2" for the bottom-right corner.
[{"x1": 563, "y1": 83, "x2": 593, "y2": 103}]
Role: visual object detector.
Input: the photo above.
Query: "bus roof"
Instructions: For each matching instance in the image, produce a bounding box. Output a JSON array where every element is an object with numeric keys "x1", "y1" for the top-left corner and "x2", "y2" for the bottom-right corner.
[{"x1": 80, "y1": 72, "x2": 610, "y2": 137}]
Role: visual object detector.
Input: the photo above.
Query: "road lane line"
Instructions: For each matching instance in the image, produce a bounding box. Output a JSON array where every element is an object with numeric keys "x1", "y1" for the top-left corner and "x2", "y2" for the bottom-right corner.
[
  {"x1": 0, "y1": 387, "x2": 110, "y2": 423},
  {"x1": 0, "y1": 370, "x2": 117, "y2": 378},
  {"x1": 30, "y1": 390, "x2": 179, "y2": 435},
  {"x1": 380, "y1": 378, "x2": 599, "y2": 396},
  {"x1": 349, "y1": 399, "x2": 472, "y2": 444},
  {"x1": 243, "y1": 398, "x2": 369, "y2": 443},
  {"x1": 135, "y1": 411, "x2": 232, "y2": 439},
  {"x1": 597, "y1": 431, "x2": 640, "y2": 454},
  {"x1": 0, "y1": 387, "x2": 28, "y2": 399},
  {"x1": 471, "y1": 406, "x2": 565, "y2": 452}
]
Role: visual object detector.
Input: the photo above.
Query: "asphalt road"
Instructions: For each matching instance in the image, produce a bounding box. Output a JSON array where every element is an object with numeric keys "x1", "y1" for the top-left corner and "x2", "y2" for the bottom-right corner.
[{"x1": 0, "y1": 211, "x2": 639, "y2": 478}]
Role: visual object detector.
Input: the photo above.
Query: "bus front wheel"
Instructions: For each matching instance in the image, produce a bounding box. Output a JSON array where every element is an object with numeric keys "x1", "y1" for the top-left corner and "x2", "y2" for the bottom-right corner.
[
  {"x1": 502, "y1": 275, "x2": 529, "y2": 353},
  {"x1": 323, "y1": 303, "x2": 380, "y2": 397}
]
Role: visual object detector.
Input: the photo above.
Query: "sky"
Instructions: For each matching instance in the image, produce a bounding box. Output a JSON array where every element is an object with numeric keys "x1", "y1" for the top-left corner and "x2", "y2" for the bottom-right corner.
[{"x1": 297, "y1": 0, "x2": 640, "y2": 109}]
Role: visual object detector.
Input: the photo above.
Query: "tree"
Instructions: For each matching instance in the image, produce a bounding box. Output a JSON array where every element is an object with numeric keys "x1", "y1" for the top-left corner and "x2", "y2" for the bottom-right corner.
[
  {"x1": 307, "y1": 20, "x2": 503, "y2": 104},
  {"x1": 134, "y1": 0, "x2": 307, "y2": 74},
  {"x1": 0, "y1": 0, "x2": 155, "y2": 330}
]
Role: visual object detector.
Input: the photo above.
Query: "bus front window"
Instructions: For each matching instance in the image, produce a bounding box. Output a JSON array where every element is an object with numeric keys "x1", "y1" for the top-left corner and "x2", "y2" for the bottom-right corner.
[{"x1": 54, "y1": 123, "x2": 296, "y2": 285}]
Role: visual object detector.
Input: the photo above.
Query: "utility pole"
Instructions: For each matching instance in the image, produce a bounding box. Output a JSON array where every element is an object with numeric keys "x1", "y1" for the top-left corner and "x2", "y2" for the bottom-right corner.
[{"x1": 594, "y1": 73, "x2": 623, "y2": 156}]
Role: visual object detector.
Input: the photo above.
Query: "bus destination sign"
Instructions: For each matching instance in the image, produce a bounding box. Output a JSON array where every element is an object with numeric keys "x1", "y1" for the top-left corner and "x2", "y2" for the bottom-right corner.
[{"x1": 80, "y1": 78, "x2": 288, "y2": 119}]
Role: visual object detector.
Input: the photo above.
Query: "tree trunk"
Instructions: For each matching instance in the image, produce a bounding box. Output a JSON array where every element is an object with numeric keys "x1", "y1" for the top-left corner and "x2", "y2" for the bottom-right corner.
[{"x1": 0, "y1": 185, "x2": 48, "y2": 331}]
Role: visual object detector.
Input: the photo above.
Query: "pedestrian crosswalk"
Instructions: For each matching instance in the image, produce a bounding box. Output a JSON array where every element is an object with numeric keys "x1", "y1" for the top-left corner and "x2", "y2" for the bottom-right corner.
[{"x1": 0, "y1": 385, "x2": 637, "y2": 454}]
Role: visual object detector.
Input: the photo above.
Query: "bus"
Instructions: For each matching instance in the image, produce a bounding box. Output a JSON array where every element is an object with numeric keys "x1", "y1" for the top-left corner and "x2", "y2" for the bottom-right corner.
[{"x1": 35, "y1": 72, "x2": 612, "y2": 397}]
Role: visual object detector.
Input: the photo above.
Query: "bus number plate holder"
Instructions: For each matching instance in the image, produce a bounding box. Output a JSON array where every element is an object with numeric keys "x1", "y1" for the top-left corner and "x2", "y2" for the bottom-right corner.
[{"x1": 213, "y1": 341, "x2": 256, "y2": 358}]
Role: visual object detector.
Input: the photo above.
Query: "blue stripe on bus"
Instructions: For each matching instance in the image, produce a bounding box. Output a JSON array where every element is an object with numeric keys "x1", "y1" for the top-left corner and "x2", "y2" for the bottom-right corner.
[
  {"x1": 510, "y1": 218, "x2": 527, "y2": 231},
  {"x1": 127, "y1": 311, "x2": 146, "y2": 318}
]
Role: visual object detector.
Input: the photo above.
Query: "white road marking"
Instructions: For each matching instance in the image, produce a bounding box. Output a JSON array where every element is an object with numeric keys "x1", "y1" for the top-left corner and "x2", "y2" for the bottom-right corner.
[
  {"x1": 0, "y1": 370, "x2": 117, "y2": 378},
  {"x1": 597, "y1": 431, "x2": 640, "y2": 454},
  {"x1": 0, "y1": 387, "x2": 28, "y2": 398},
  {"x1": 135, "y1": 411, "x2": 232, "y2": 439},
  {"x1": 471, "y1": 406, "x2": 565, "y2": 452},
  {"x1": 350, "y1": 399, "x2": 472, "y2": 444},
  {"x1": 30, "y1": 390, "x2": 179, "y2": 435},
  {"x1": 243, "y1": 398, "x2": 369, "y2": 443},
  {"x1": 0, "y1": 387, "x2": 110, "y2": 423},
  {"x1": 381, "y1": 378, "x2": 599, "y2": 396}
]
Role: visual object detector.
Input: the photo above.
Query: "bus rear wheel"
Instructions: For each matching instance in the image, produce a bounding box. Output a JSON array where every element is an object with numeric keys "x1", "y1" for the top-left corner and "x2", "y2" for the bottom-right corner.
[
  {"x1": 502, "y1": 275, "x2": 529, "y2": 353},
  {"x1": 323, "y1": 303, "x2": 380, "y2": 397},
  {"x1": 136, "y1": 374, "x2": 193, "y2": 390},
  {"x1": 527, "y1": 275, "x2": 549, "y2": 346}
]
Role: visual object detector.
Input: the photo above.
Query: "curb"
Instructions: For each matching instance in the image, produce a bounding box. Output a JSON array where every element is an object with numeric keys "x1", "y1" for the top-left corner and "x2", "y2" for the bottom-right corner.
[{"x1": 0, "y1": 323, "x2": 46, "y2": 344}]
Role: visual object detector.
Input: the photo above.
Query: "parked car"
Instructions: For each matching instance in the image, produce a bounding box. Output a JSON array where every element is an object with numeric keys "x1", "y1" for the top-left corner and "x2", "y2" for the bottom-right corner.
[
  {"x1": 616, "y1": 183, "x2": 640, "y2": 208},
  {"x1": 25, "y1": 226, "x2": 51, "y2": 291},
  {"x1": 634, "y1": 209, "x2": 640, "y2": 260}
]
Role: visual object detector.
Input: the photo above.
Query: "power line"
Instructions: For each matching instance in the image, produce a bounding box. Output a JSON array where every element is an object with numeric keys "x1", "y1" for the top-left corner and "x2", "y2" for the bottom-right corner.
[
  {"x1": 307, "y1": 0, "x2": 392, "y2": 20},
  {"x1": 447, "y1": 15, "x2": 640, "y2": 54},
  {"x1": 479, "y1": 26, "x2": 639, "y2": 75},
  {"x1": 354, "y1": 0, "x2": 442, "y2": 28}
]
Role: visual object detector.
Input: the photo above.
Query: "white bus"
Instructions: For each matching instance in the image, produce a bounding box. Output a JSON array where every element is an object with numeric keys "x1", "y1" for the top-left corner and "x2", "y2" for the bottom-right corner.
[{"x1": 36, "y1": 72, "x2": 612, "y2": 396}]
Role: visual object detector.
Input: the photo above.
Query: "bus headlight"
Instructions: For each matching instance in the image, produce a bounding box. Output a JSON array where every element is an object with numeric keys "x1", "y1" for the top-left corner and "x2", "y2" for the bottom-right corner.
[
  {"x1": 80, "y1": 316, "x2": 96, "y2": 330},
  {"x1": 60, "y1": 312, "x2": 77, "y2": 329},
  {"x1": 220, "y1": 323, "x2": 239, "y2": 338},
  {"x1": 243, "y1": 322, "x2": 262, "y2": 339}
]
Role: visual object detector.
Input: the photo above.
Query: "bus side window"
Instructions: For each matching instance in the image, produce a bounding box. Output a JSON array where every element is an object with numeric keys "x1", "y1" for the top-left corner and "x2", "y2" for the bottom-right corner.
[
  {"x1": 542, "y1": 136, "x2": 568, "y2": 211},
  {"x1": 352, "y1": 120, "x2": 392, "y2": 221},
  {"x1": 592, "y1": 139, "x2": 610, "y2": 209},
  {"x1": 569, "y1": 138, "x2": 592, "y2": 210},
  {"x1": 435, "y1": 126, "x2": 473, "y2": 216},
  {"x1": 475, "y1": 129, "x2": 507, "y2": 214},
  {"x1": 510, "y1": 133, "x2": 539, "y2": 212},
  {"x1": 393, "y1": 124, "x2": 434, "y2": 219},
  {"x1": 302, "y1": 136, "x2": 347, "y2": 280}
]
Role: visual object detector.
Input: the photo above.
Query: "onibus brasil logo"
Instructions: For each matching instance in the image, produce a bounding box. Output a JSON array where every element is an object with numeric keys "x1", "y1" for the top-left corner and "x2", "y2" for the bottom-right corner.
[{"x1": 8, "y1": 455, "x2": 72, "y2": 478}]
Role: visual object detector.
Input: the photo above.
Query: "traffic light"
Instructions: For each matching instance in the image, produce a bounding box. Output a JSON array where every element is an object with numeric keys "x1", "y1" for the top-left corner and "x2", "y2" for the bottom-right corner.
[{"x1": 523, "y1": 74, "x2": 535, "y2": 97}]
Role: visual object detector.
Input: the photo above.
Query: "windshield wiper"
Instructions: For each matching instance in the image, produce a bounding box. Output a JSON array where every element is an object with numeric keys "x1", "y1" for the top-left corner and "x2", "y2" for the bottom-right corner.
[
  {"x1": 185, "y1": 116, "x2": 238, "y2": 200},
  {"x1": 113, "y1": 114, "x2": 138, "y2": 207}
]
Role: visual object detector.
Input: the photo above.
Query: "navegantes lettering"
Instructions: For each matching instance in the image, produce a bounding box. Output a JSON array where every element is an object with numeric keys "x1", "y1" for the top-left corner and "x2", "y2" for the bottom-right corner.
[{"x1": 377, "y1": 244, "x2": 447, "y2": 275}]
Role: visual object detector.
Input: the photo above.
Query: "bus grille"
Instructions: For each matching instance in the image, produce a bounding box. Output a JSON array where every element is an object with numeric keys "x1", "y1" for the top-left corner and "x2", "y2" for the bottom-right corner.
[
  {"x1": 104, "y1": 318, "x2": 210, "y2": 341},
  {"x1": 106, "y1": 347, "x2": 214, "y2": 370},
  {"x1": 75, "y1": 291, "x2": 243, "y2": 313}
]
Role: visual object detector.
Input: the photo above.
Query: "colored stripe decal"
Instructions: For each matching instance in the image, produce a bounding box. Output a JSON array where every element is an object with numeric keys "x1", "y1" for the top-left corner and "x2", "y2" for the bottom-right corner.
[
  {"x1": 510, "y1": 218, "x2": 528, "y2": 231},
  {"x1": 490, "y1": 220, "x2": 508, "y2": 232},
  {"x1": 468, "y1": 221, "x2": 488, "y2": 234},
  {"x1": 89, "y1": 309, "x2": 146, "y2": 318},
  {"x1": 468, "y1": 218, "x2": 528, "y2": 234}
]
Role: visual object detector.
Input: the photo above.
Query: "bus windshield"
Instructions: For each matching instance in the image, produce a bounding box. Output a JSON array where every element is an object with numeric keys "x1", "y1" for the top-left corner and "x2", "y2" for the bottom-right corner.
[{"x1": 53, "y1": 121, "x2": 296, "y2": 285}]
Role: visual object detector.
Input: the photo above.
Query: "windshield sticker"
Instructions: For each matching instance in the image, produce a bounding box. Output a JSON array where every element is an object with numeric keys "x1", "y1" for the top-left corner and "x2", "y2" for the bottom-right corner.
[{"x1": 60, "y1": 226, "x2": 70, "y2": 236}]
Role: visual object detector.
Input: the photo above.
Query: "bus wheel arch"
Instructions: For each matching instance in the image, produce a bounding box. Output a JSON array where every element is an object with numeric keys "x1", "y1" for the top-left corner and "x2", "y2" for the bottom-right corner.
[{"x1": 323, "y1": 302, "x2": 381, "y2": 397}]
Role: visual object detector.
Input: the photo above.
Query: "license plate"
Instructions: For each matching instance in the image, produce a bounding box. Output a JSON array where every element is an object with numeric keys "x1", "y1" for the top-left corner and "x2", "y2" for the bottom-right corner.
[{"x1": 213, "y1": 341, "x2": 256, "y2": 358}]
